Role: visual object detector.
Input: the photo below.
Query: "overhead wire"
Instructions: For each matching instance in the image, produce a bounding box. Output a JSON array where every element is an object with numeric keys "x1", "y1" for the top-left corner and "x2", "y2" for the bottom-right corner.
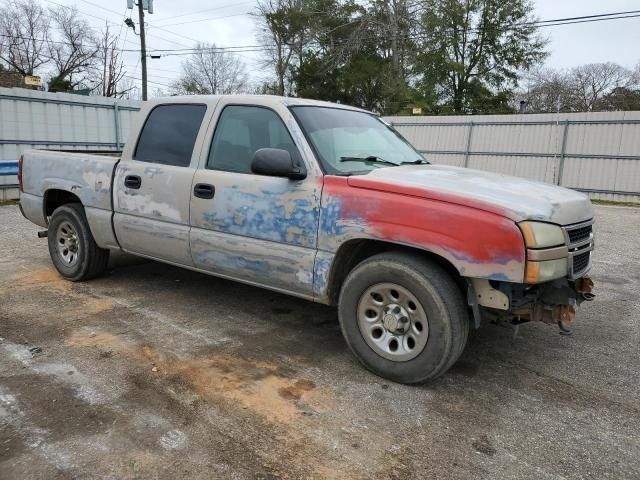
[
  {"x1": 3, "y1": 5, "x2": 640, "y2": 94},
  {"x1": 152, "y1": 1, "x2": 256, "y2": 22},
  {"x1": 5, "y1": 8, "x2": 640, "y2": 57}
]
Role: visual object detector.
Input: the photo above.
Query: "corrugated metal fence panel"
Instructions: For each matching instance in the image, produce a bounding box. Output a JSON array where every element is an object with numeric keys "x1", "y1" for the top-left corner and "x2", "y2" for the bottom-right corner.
[
  {"x1": 0, "y1": 86, "x2": 141, "y2": 147},
  {"x1": 468, "y1": 154, "x2": 559, "y2": 185},
  {"x1": 0, "y1": 87, "x2": 142, "y2": 199},
  {"x1": 386, "y1": 111, "x2": 640, "y2": 202}
]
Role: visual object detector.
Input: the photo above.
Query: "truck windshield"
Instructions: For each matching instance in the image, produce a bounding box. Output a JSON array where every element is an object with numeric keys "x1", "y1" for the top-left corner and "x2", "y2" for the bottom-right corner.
[{"x1": 290, "y1": 106, "x2": 427, "y2": 175}]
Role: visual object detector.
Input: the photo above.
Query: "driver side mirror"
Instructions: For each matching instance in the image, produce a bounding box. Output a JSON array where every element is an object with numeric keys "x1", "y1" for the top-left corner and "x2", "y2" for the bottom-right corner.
[{"x1": 251, "y1": 148, "x2": 307, "y2": 180}]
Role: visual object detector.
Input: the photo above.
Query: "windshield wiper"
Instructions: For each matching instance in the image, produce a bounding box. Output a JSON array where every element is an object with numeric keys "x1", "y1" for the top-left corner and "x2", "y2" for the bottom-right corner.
[
  {"x1": 399, "y1": 159, "x2": 429, "y2": 165},
  {"x1": 339, "y1": 156, "x2": 399, "y2": 167}
]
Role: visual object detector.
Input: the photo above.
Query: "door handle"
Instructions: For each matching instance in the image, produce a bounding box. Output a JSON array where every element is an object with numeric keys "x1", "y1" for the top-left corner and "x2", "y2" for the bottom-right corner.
[
  {"x1": 124, "y1": 175, "x2": 141, "y2": 189},
  {"x1": 193, "y1": 183, "x2": 215, "y2": 199}
]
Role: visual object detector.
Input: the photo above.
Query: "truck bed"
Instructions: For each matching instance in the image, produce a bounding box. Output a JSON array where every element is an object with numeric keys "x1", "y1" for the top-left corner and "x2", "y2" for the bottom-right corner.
[{"x1": 19, "y1": 150, "x2": 121, "y2": 248}]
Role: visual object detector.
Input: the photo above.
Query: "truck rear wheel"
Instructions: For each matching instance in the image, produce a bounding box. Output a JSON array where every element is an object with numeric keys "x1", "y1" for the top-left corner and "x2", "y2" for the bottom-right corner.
[
  {"x1": 338, "y1": 252, "x2": 469, "y2": 384},
  {"x1": 47, "y1": 204, "x2": 109, "y2": 281}
]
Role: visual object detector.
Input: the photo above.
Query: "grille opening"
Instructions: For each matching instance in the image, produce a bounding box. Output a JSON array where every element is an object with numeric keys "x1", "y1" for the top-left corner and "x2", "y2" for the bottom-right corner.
[
  {"x1": 567, "y1": 224, "x2": 592, "y2": 244},
  {"x1": 573, "y1": 251, "x2": 591, "y2": 274}
]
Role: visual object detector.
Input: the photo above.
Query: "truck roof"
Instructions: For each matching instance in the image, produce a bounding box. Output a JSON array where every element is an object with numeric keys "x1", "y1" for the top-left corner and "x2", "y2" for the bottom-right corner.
[{"x1": 147, "y1": 94, "x2": 373, "y2": 114}]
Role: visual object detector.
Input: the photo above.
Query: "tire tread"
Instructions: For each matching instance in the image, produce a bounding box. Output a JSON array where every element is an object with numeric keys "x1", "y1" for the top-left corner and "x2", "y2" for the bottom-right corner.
[
  {"x1": 48, "y1": 203, "x2": 109, "y2": 281},
  {"x1": 338, "y1": 251, "x2": 470, "y2": 383}
]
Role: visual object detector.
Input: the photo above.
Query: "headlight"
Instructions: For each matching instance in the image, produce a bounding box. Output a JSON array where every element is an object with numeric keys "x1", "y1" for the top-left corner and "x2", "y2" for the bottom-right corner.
[
  {"x1": 525, "y1": 258, "x2": 568, "y2": 283},
  {"x1": 519, "y1": 221, "x2": 565, "y2": 248}
]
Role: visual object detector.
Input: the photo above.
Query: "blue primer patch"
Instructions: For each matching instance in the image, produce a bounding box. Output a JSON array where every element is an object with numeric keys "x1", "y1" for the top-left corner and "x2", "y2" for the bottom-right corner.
[
  {"x1": 189, "y1": 232, "x2": 316, "y2": 294},
  {"x1": 192, "y1": 248, "x2": 272, "y2": 275},
  {"x1": 487, "y1": 272, "x2": 514, "y2": 282},
  {"x1": 313, "y1": 252, "x2": 334, "y2": 297},
  {"x1": 201, "y1": 188, "x2": 320, "y2": 249},
  {"x1": 319, "y1": 197, "x2": 346, "y2": 237},
  {"x1": 442, "y1": 244, "x2": 520, "y2": 267},
  {"x1": 275, "y1": 265, "x2": 297, "y2": 275}
]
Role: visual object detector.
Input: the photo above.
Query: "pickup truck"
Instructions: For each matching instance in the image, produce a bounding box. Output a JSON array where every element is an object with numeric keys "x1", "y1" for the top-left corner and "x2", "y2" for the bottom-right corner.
[{"x1": 18, "y1": 95, "x2": 595, "y2": 384}]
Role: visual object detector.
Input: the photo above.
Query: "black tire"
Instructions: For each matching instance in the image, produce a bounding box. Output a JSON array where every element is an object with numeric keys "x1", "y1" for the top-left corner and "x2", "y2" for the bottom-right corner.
[
  {"x1": 47, "y1": 203, "x2": 109, "y2": 281},
  {"x1": 338, "y1": 251, "x2": 469, "y2": 384}
]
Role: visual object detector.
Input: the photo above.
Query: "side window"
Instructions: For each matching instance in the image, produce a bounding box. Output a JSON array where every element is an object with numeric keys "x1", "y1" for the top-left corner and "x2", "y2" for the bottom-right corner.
[
  {"x1": 134, "y1": 104, "x2": 206, "y2": 167},
  {"x1": 207, "y1": 105, "x2": 300, "y2": 173}
]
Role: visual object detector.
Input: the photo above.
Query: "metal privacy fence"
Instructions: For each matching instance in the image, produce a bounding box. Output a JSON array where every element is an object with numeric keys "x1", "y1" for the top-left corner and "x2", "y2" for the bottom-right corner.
[
  {"x1": 0, "y1": 87, "x2": 141, "y2": 201},
  {"x1": 387, "y1": 112, "x2": 640, "y2": 203},
  {"x1": 1, "y1": 89, "x2": 639, "y2": 203}
]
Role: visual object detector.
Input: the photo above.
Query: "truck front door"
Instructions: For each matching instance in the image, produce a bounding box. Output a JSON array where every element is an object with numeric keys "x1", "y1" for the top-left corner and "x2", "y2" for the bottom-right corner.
[
  {"x1": 113, "y1": 103, "x2": 209, "y2": 265},
  {"x1": 189, "y1": 103, "x2": 321, "y2": 297}
]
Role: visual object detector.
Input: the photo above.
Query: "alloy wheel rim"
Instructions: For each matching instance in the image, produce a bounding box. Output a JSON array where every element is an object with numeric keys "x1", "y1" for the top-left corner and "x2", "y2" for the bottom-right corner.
[
  {"x1": 357, "y1": 282, "x2": 429, "y2": 362},
  {"x1": 56, "y1": 221, "x2": 80, "y2": 267}
]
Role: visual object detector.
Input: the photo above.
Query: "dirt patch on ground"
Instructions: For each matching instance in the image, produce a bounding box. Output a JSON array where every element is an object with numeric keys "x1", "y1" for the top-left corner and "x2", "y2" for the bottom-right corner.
[
  {"x1": 278, "y1": 379, "x2": 316, "y2": 400},
  {"x1": 10, "y1": 269, "x2": 70, "y2": 290},
  {"x1": 66, "y1": 329, "x2": 332, "y2": 425},
  {"x1": 7, "y1": 270, "x2": 114, "y2": 319}
]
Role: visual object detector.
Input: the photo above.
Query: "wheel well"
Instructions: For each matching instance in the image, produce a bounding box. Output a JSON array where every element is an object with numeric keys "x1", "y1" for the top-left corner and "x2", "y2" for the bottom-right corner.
[
  {"x1": 44, "y1": 189, "x2": 82, "y2": 218},
  {"x1": 326, "y1": 239, "x2": 464, "y2": 305}
]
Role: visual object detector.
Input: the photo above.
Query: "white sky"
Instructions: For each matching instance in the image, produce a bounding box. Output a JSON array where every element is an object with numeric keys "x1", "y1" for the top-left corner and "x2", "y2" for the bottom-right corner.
[{"x1": 43, "y1": 0, "x2": 640, "y2": 95}]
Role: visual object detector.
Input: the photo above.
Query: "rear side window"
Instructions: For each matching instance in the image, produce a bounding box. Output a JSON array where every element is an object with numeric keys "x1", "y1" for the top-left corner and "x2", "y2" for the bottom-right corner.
[{"x1": 134, "y1": 104, "x2": 206, "y2": 167}]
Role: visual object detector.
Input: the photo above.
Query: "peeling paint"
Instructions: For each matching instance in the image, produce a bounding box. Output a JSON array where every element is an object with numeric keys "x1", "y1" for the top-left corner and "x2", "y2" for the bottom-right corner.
[{"x1": 19, "y1": 97, "x2": 595, "y2": 308}]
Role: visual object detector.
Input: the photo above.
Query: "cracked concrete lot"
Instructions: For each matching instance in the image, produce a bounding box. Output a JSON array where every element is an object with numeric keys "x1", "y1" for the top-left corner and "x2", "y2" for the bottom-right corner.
[{"x1": 0, "y1": 203, "x2": 639, "y2": 479}]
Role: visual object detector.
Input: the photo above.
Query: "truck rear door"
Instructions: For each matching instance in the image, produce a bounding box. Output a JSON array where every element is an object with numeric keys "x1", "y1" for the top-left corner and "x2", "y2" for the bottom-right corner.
[{"x1": 113, "y1": 103, "x2": 210, "y2": 265}]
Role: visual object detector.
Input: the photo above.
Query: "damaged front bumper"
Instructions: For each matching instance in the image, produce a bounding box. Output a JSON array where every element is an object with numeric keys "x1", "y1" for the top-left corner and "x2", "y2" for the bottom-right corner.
[
  {"x1": 510, "y1": 276, "x2": 595, "y2": 329},
  {"x1": 468, "y1": 276, "x2": 595, "y2": 332}
]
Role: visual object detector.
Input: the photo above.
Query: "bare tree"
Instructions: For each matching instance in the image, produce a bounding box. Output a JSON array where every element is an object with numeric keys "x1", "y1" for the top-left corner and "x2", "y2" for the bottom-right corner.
[
  {"x1": 521, "y1": 68, "x2": 573, "y2": 113},
  {"x1": 47, "y1": 5, "x2": 98, "y2": 91},
  {"x1": 568, "y1": 62, "x2": 631, "y2": 111},
  {"x1": 91, "y1": 24, "x2": 130, "y2": 97},
  {"x1": 0, "y1": 0, "x2": 51, "y2": 75},
  {"x1": 254, "y1": 0, "x2": 304, "y2": 96},
  {"x1": 522, "y1": 62, "x2": 636, "y2": 113},
  {"x1": 171, "y1": 43, "x2": 248, "y2": 95}
]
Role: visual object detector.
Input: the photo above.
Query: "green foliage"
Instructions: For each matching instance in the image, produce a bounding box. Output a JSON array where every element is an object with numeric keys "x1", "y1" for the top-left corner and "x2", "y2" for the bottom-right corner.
[
  {"x1": 597, "y1": 87, "x2": 640, "y2": 111},
  {"x1": 48, "y1": 77, "x2": 73, "y2": 92},
  {"x1": 256, "y1": 0, "x2": 547, "y2": 114},
  {"x1": 415, "y1": 0, "x2": 546, "y2": 113}
]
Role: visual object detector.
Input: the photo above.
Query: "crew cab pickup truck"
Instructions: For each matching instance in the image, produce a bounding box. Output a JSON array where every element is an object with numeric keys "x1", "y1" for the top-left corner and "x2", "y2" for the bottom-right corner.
[{"x1": 18, "y1": 95, "x2": 595, "y2": 383}]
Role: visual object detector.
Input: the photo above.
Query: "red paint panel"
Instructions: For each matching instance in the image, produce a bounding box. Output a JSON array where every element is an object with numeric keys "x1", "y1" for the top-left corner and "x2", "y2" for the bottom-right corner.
[
  {"x1": 347, "y1": 175, "x2": 513, "y2": 219},
  {"x1": 323, "y1": 176, "x2": 526, "y2": 280}
]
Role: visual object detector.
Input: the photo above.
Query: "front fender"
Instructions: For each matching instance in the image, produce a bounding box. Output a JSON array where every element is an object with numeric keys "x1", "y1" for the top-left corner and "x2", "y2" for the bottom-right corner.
[{"x1": 319, "y1": 176, "x2": 526, "y2": 283}]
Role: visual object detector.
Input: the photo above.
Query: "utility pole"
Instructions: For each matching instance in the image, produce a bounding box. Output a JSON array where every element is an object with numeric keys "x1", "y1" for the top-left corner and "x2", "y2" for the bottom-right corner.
[
  {"x1": 137, "y1": 0, "x2": 147, "y2": 100},
  {"x1": 127, "y1": 0, "x2": 153, "y2": 100}
]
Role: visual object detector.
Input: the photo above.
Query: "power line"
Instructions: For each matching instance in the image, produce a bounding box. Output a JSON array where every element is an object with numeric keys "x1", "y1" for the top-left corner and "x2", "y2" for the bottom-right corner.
[
  {"x1": 153, "y1": 11, "x2": 252, "y2": 28},
  {"x1": 534, "y1": 9, "x2": 640, "y2": 24},
  {"x1": 148, "y1": 9, "x2": 640, "y2": 55},
  {"x1": 41, "y1": 0, "x2": 139, "y2": 48},
  {"x1": 76, "y1": 0, "x2": 125, "y2": 17},
  {"x1": 123, "y1": 74, "x2": 171, "y2": 89},
  {"x1": 152, "y1": 1, "x2": 256, "y2": 22},
  {"x1": 3, "y1": 7, "x2": 640, "y2": 57}
]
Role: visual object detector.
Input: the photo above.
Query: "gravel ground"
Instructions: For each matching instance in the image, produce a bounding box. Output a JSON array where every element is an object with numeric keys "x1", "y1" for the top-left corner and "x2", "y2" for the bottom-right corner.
[{"x1": 0, "y1": 203, "x2": 638, "y2": 480}]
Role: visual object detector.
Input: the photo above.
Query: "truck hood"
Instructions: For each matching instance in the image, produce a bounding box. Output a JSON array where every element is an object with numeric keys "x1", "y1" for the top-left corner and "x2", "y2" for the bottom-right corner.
[{"x1": 347, "y1": 165, "x2": 594, "y2": 225}]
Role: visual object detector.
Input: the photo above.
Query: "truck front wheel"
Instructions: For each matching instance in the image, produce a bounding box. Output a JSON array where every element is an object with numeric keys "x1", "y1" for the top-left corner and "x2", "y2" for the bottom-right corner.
[
  {"x1": 47, "y1": 204, "x2": 109, "y2": 281},
  {"x1": 338, "y1": 252, "x2": 469, "y2": 384}
]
